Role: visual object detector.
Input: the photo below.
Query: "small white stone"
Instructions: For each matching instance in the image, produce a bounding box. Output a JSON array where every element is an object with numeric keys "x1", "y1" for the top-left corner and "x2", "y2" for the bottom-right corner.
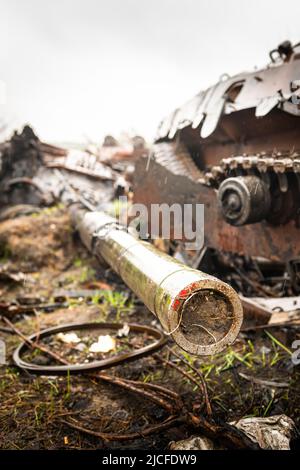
[{"x1": 89, "y1": 335, "x2": 116, "y2": 353}]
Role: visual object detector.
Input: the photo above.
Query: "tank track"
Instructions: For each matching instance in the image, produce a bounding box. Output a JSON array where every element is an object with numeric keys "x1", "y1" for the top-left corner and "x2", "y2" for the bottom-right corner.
[
  {"x1": 153, "y1": 141, "x2": 204, "y2": 181},
  {"x1": 205, "y1": 151, "x2": 300, "y2": 191},
  {"x1": 205, "y1": 151, "x2": 300, "y2": 226},
  {"x1": 152, "y1": 142, "x2": 300, "y2": 225}
]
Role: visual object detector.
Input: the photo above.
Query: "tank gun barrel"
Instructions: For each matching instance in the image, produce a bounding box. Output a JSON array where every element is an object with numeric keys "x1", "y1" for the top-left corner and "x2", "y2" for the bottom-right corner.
[{"x1": 70, "y1": 205, "x2": 243, "y2": 356}]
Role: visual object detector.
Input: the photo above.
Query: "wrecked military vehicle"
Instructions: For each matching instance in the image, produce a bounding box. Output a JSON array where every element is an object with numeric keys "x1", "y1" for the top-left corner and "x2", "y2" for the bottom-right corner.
[{"x1": 134, "y1": 41, "x2": 300, "y2": 294}]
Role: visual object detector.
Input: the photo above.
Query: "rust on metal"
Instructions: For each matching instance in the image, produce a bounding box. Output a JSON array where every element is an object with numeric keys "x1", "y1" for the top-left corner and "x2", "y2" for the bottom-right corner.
[
  {"x1": 134, "y1": 41, "x2": 300, "y2": 264},
  {"x1": 134, "y1": 154, "x2": 300, "y2": 262}
]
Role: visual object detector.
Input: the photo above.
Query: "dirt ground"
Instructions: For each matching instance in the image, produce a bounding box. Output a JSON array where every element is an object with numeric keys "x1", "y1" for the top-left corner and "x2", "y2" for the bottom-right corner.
[{"x1": 0, "y1": 206, "x2": 299, "y2": 450}]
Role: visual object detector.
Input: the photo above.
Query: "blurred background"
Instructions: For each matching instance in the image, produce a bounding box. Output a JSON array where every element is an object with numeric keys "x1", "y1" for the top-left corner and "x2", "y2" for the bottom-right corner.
[{"x1": 0, "y1": 0, "x2": 300, "y2": 144}]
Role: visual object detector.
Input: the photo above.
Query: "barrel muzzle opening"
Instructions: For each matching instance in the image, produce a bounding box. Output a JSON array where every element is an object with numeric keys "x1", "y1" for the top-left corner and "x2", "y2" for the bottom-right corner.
[{"x1": 169, "y1": 280, "x2": 243, "y2": 356}]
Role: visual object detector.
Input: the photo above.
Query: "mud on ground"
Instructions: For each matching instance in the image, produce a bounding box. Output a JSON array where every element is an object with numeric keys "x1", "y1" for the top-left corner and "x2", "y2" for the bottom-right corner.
[{"x1": 0, "y1": 206, "x2": 299, "y2": 450}]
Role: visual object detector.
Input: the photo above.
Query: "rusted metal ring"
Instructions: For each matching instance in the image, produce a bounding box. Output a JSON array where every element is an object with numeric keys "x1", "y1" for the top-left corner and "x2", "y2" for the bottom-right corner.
[{"x1": 13, "y1": 322, "x2": 167, "y2": 376}]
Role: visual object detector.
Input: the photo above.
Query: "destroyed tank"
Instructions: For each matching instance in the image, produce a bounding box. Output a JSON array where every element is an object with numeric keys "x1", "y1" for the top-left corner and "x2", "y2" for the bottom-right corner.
[{"x1": 134, "y1": 41, "x2": 300, "y2": 293}]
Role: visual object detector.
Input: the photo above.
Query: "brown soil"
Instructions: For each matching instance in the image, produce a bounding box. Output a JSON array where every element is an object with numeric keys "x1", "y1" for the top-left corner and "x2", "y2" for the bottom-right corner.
[{"x1": 0, "y1": 207, "x2": 299, "y2": 450}]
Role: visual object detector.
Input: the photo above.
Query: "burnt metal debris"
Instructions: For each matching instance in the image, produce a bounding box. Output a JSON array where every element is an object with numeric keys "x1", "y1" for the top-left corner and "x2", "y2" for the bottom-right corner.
[
  {"x1": 0, "y1": 126, "x2": 243, "y2": 355},
  {"x1": 134, "y1": 41, "x2": 300, "y2": 264},
  {"x1": 0, "y1": 125, "x2": 140, "y2": 210},
  {"x1": 70, "y1": 206, "x2": 243, "y2": 355},
  {"x1": 13, "y1": 322, "x2": 167, "y2": 375}
]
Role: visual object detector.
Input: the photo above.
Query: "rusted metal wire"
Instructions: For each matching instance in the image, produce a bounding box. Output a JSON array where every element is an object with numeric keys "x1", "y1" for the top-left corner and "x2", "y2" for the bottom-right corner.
[
  {"x1": 60, "y1": 415, "x2": 182, "y2": 442},
  {"x1": 167, "y1": 347, "x2": 212, "y2": 416},
  {"x1": 12, "y1": 321, "x2": 167, "y2": 375}
]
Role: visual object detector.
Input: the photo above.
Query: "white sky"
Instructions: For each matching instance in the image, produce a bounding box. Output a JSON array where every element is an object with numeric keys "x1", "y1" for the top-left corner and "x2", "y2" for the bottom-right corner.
[{"x1": 0, "y1": 0, "x2": 300, "y2": 143}]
